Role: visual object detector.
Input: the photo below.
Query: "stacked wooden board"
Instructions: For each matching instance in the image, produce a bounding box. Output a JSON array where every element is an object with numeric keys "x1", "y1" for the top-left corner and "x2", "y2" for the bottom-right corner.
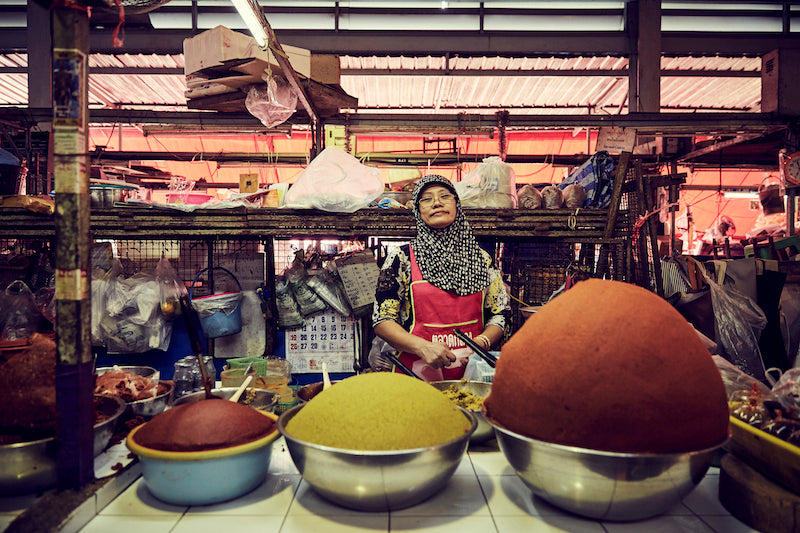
[{"x1": 183, "y1": 25, "x2": 356, "y2": 117}]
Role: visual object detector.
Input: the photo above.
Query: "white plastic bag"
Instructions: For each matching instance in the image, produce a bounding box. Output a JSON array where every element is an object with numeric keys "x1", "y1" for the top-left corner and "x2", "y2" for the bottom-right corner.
[
  {"x1": 283, "y1": 146, "x2": 384, "y2": 213},
  {"x1": 454, "y1": 156, "x2": 517, "y2": 208}
]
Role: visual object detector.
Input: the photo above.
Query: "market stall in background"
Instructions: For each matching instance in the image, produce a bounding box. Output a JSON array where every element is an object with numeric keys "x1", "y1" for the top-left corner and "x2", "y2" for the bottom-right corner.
[{"x1": 0, "y1": 2, "x2": 799, "y2": 532}]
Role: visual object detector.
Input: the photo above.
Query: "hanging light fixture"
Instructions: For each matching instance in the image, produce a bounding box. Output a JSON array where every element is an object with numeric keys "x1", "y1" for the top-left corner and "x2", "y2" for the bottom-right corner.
[{"x1": 230, "y1": 0, "x2": 269, "y2": 48}]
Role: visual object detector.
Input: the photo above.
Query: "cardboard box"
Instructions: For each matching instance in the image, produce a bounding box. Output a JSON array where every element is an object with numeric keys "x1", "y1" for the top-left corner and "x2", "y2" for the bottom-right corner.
[
  {"x1": 310, "y1": 54, "x2": 341, "y2": 85},
  {"x1": 183, "y1": 25, "x2": 310, "y2": 79}
]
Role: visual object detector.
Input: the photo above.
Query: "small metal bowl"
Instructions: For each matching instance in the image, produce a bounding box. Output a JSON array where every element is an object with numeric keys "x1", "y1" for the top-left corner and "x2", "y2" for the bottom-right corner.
[
  {"x1": 173, "y1": 387, "x2": 279, "y2": 413},
  {"x1": 488, "y1": 417, "x2": 728, "y2": 521},
  {"x1": 126, "y1": 410, "x2": 280, "y2": 506},
  {"x1": 125, "y1": 380, "x2": 174, "y2": 417},
  {"x1": 429, "y1": 381, "x2": 493, "y2": 444},
  {"x1": 277, "y1": 403, "x2": 476, "y2": 511}
]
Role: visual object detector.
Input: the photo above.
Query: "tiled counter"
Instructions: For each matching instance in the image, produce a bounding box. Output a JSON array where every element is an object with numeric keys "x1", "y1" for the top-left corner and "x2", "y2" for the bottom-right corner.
[{"x1": 1, "y1": 437, "x2": 758, "y2": 533}]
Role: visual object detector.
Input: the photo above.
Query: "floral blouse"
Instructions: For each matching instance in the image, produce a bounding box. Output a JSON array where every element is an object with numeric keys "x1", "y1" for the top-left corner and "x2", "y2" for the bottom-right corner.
[{"x1": 371, "y1": 244, "x2": 511, "y2": 338}]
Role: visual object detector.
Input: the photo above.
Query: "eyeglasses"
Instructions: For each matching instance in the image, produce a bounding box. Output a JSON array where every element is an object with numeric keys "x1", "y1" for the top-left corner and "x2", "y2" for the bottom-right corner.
[{"x1": 419, "y1": 193, "x2": 455, "y2": 207}]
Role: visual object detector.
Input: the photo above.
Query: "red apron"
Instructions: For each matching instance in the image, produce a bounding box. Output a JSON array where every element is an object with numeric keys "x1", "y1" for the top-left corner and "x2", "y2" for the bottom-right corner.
[{"x1": 394, "y1": 248, "x2": 484, "y2": 381}]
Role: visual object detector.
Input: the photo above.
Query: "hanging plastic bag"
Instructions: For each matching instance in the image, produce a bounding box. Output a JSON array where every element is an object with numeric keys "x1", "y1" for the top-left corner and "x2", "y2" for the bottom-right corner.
[
  {"x1": 454, "y1": 156, "x2": 517, "y2": 208},
  {"x1": 1, "y1": 280, "x2": 42, "y2": 340},
  {"x1": 154, "y1": 255, "x2": 184, "y2": 320},
  {"x1": 285, "y1": 256, "x2": 328, "y2": 317},
  {"x1": 282, "y1": 146, "x2": 384, "y2": 213},
  {"x1": 307, "y1": 265, "x2": 352, "y2": 317},
  {"x1": 94, "y1": 259, "x2": 172, "y2": 353},
  {"x1": 245, "y1": 76, "x2": 298, "y2": 128},
  {"x1": 275, "y1": 276, "x2": 304, "y2": 329}
]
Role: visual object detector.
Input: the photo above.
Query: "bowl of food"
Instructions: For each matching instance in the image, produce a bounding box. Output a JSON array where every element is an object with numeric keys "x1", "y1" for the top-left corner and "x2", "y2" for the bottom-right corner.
[
  {"x1": 93, "y1": 394, "x2": 126, "y2": 456},
  {"x1": 94, "y1": 365, "x2": 159, "y2": 401},
  {"x1": 429, "y1": 380, "x2": 492, "y2": 443},
  {"x1": 126, "y1": 398, "x2": 280, "y2": 505},
  {"x1": 173, "y1": 387, "x2": 279, "y2": 413},
  {"x1": 277, "y1": 373, "x2": 476, "y2": 511},
  {"x1": 125, "y1": 380, "x2": 173, "y2": 417},
  {"x1": 483, "y1": 279, "x2": 732, "y2": 521},
  {"x1": 489, "y1": 419, "x2": 726, "y2": 521}
]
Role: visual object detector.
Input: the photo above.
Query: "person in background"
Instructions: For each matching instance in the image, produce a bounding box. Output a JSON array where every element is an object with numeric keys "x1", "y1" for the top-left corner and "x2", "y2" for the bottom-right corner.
[{"x1": 371, "y1": 174, "x2": 511, "y2": 381}]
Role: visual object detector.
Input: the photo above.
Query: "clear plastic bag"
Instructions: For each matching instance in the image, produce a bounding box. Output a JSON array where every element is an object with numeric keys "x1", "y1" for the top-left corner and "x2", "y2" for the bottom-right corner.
[
  {"x1": 245, "y1": 76, "x2": 297, "y2": 128},
  {"x1": 454, "y1": 156, "x2": 517, "y2": 208},
  {"x1": 283, "y1": 146, "x2": 384, "y2": 213},
  {"x1": 275, "y1": 276, "x2": 304, "y2": 329},
  {"x1": 463, "y1": 353, "x2": 498, "y2": 382},
  {"x1": 285, "y1": 257, "x2": 328, "y2": 317},
  {"x1": 93, "y1": 259, "x2": 173, "y2": 353},
  {"x1": 367, "y1": 336, "x2": 396, "y2": 372},
  {"x1": 1, "y1": 280, "x2": 41, "y2": 340},
  {"x1": 700, "y1": 267, "x2": 769, "y2": 383},
  {"x1": 154, "y1": 255, "x2": 184, "y2": 320},
  {"x1": 307, "y1": 265, "x2": 352, "y2": 317}
]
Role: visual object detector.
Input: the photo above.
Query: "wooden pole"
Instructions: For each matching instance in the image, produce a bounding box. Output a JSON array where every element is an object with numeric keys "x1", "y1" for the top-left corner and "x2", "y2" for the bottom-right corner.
[{"x1": 52, "y1": 4, "x2": 94, "y2": 488}]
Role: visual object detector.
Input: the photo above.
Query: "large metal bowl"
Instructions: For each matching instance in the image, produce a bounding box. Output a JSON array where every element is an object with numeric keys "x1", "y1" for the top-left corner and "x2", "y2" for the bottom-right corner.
[
  {"x1": 277, "y1": 403, "x2": 476, "y2": 511},
  {"x1": 173, "y1": 387, "x2": 279, "y2": 413},
  {"x1": 0, "y1": 395, "x2": 126, "y2": 495},
  {"x1": 489, "y1": 418, "x2": 728, "y2": 521},
  {"x1": 126, "y1": 410, "x2": 280, "y2": 506},
  {"x1": 429, "y1": 380, "x2": 493, "y2": 444}
]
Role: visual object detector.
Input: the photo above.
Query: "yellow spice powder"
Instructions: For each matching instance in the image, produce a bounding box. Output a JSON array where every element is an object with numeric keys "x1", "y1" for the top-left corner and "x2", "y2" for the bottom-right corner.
[{"x1": 285, "y1": 373, "x2": 471, "y2": 450}]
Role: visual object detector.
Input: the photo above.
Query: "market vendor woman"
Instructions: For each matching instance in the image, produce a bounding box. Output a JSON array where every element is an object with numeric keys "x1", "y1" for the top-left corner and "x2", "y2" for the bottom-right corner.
[{"x1": 372, "y1": 174, "x2": 511, "y2": 381}]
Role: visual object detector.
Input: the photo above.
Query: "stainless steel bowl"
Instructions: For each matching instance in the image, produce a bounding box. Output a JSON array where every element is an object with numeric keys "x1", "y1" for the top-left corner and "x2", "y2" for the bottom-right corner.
[
  {"x1": 277, "y1": 403, "x2": 476, "y2": 511},
  {"x1": 93, "y1": 395, "x2": 126, "y2": 456},
  {"x1": 429, "y1": 381, "x2": 493, "y2": 444},
  {"x1": 126, "y1": 380, "x2": 173, "y2": 417},
  {"x1": 0, "y1": 436, "x2": 58, "y2": 495},
  {"x1": 0, "y1": 395, "x2": 126, "y2": 495},
  {"x1": 173, "y1": 387, "x2": 279, "y2": 413},
  {"x1": 489, "y1": 418, "x2": 727, "y2": 521}
]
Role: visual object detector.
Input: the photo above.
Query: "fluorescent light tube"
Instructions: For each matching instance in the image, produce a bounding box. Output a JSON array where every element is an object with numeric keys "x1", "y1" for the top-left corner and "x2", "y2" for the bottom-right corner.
[
  {"x1": 722, "y1": 190, "x2": 759, "y2": 199},
  {"x1": 231, "y1": 0, "x2": 268, "y2": 48}
]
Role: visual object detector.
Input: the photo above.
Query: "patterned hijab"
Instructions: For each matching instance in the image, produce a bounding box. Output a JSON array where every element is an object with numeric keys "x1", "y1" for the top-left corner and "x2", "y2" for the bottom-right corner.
[{"x1": 410, "y1": 175, "x2": 491, "y2": 296}]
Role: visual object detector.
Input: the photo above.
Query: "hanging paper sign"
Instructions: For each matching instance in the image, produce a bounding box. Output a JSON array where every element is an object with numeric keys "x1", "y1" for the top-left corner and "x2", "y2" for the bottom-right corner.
[
  {"x1": 335, "y1": 251, "x2": 380, "y2": 310},
  {"x1": 596, "y1": 126, "x2": 636, "y2": 154}
]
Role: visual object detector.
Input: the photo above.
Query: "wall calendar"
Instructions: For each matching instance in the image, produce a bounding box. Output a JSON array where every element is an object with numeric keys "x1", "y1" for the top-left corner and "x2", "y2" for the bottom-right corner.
[{"x1": 284, "y1": 311, "x2": 358, "y2": 373}]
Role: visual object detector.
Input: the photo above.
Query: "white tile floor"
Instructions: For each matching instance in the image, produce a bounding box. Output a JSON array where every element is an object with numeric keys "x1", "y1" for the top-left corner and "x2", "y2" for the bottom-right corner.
[{"x1": 1, "y1": 439, "x2": 759, "y2": 533}]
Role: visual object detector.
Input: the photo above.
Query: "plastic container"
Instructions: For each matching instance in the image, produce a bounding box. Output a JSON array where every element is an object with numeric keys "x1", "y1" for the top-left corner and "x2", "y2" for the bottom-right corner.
[{"x1": 166, "y1": 192, "x2": 214, "y2": 205}]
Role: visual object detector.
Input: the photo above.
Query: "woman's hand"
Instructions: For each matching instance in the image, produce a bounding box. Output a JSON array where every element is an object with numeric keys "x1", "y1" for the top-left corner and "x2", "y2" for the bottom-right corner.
[
  {"x1": 415, "y1": 341, "x2": 457, "y2": 369},
  {"x1": 373, "y1": 320, "x2": 456, "y2": 369}
]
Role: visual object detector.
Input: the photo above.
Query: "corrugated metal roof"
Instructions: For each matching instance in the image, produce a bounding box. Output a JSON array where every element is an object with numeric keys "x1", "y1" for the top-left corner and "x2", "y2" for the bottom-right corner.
[{"x1": 0, "y1": 52, "x2": 763, "y2": 116}]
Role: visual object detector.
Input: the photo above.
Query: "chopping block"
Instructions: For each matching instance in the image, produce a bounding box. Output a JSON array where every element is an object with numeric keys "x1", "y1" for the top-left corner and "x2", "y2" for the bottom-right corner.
[{"x1": 719, "y1": 452, "x2": 800, "y2": 533}]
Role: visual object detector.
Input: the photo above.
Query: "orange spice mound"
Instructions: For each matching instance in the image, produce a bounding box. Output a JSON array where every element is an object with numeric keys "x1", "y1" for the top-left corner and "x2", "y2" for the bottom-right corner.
[
  {"x1": 483, "y1": 279, "x2": 729, "y2": 454},
  {"x1": 132, "y1": 399, "x2": 275, "y2": 452}
]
